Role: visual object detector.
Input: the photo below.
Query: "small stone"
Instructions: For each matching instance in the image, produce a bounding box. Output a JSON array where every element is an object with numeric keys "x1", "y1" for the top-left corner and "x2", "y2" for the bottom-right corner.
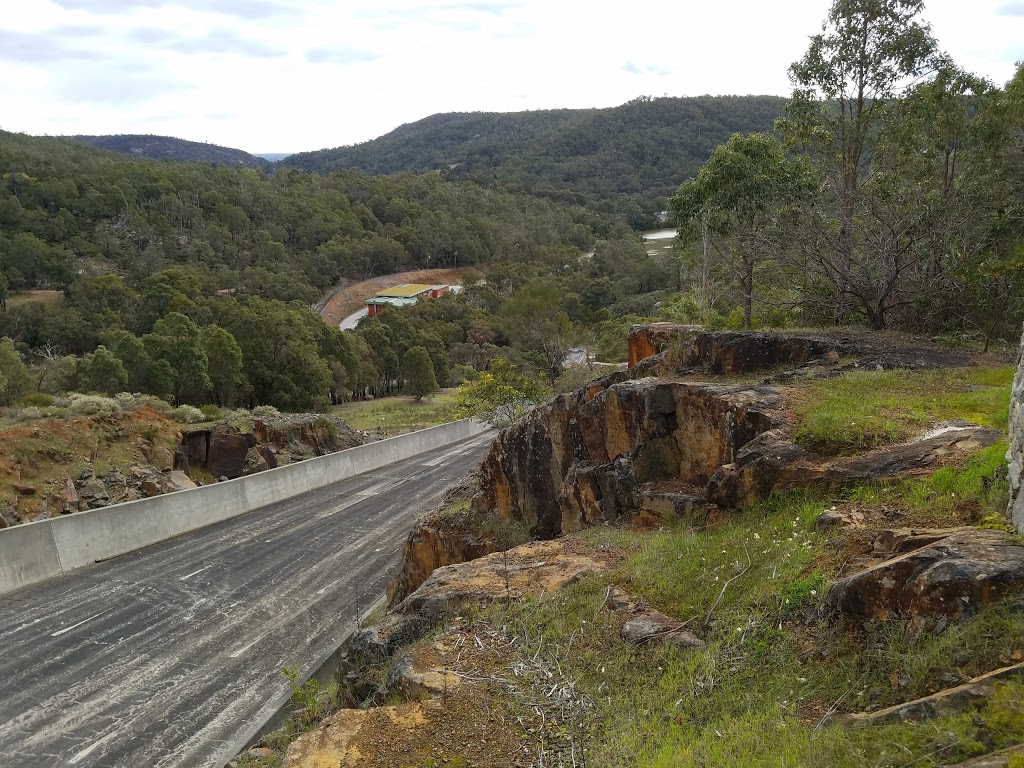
[{"x1": 622, "y1": 612, "x2": 704, "y2": 648}]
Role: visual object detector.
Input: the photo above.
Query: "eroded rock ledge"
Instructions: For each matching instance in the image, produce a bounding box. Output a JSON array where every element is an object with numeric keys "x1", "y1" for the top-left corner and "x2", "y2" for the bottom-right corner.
[{"x1": 473, "y1": 329, "x2": 996, "y2": 540}]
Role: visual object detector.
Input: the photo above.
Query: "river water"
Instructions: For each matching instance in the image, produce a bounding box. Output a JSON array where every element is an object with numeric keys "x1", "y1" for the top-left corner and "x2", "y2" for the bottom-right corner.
[{"x1": 642, "y1": 227, "x2": 677, "y2": 257}]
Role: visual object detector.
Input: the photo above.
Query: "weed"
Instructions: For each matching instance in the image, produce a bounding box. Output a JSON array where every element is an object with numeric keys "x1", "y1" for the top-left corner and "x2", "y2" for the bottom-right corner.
[{"x1": 280, "y1": 665, "x2": 332, "y2": 733}]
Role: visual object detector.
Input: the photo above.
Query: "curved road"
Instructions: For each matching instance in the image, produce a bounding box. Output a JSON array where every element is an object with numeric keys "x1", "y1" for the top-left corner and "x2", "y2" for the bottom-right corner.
[{"x1": 0, "y1": 431, "x2": 493, "y2": 768}]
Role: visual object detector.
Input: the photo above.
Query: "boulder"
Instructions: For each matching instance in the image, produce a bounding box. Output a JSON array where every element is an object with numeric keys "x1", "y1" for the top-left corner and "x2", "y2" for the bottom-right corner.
[
  {"x1": 814, "y1": 508, "x2": 866, "y2": 533},
  {"x1": 178, "y1": 429, "x2": 209, "y2": 470},
  {"x1": 140, "y1": 478, "x2": 161, "y2": 498},
  {"x1": 78, "y1": 478, "x2": 110, "y2": 509},
  {"x1": 621, "y1": 613, "x2": 705, "y2": 649},
  {"x1": 57, "y1": 479, "x2": 79, "y2": 513},
  {"x1": 387, "y1": 507, "x2": 502, "y2": 607},
  {"x1": 252, "y1": 414, "x2": 364, "y2": 457},
  {"x1": 843, "y1": 662, "x2": 1024, "y2": 726},
  {"x1": 627, "y1": 323, "x2": 702, "y2": 368},
  {"x1": 353, "y1": 540, "x2": 609, "y2": 666},
  {"x1": 680, "y1": 331, "x2": 849, "y2": 376},
  {"x1": 385, "y1": 646, "x2": 463, "y2": 701},
  {"x1": 164, "y1": 471, "x2": 198, "y2": 493},
  {"x1": 1009, "y1": 324, "x2": 1024, "y2": 532},
  {"x1": 827, "y1": 530, "x2": 1024, "y2": 622},
  {"x1": 206, "y1": 431, "x2": 257, "y2": 479}
]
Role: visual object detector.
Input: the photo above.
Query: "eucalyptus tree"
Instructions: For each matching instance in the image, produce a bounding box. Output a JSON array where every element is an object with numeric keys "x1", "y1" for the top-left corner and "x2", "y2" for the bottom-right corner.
[
  {"x1": 779, "y1": 0, "x2": 941, "y2": 324},
  {"x1": 670, "y1": 133, "x2": 813, "y2": 329}
]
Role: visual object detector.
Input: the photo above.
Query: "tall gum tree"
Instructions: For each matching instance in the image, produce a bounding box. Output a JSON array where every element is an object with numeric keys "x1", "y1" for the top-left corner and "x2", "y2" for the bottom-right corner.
[
  {"x1": 670, "y1": 133, "x2": 813, "y2": 329},
  {"x1": 779, "y1": 0, "x2": 940, "y2": 325}
]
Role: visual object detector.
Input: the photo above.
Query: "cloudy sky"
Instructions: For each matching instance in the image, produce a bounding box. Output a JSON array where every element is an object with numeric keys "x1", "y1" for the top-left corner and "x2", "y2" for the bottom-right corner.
[{"x1": 2, "y1": 0, "x2": 1023, "y2": 156}]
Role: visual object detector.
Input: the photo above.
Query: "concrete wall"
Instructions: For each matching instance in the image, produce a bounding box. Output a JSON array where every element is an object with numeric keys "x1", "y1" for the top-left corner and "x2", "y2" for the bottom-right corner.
[
  {"x1": 0, "y1": 419, "x2": 489, "y2": 595},
  {"x1": 1009, "y1": 325, "x2": 1024, "y2": 532}
]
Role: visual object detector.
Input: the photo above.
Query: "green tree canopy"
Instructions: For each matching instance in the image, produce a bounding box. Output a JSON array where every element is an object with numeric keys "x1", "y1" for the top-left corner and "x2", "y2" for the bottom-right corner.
[
  {"x1": 670, "y1": 133, "x2": 813, "y2": 329},
  {"x1": 201, "y1": 325, "x2": 247, "y2": 407},
  {"x1": 0, "y1": 337, "x2": 33, "y2": 405},
  {"x1": 454, "y1": 357, "x2": 552, "y2": 427},
  {"x1": 144, "y1": 312, "x2": 211, "y2": 405},
  {"x1": 76, "y1": 345, "x2": 128, "y2": 395},
  {"x1": 401, "y1": 345, "x2": 438, "y2": 401}
]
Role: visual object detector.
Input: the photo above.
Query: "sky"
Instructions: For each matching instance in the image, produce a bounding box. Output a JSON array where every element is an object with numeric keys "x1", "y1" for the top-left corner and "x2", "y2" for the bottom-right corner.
[{"x1": 2, "y1": 0, "x2": 1023, "y2": 156}]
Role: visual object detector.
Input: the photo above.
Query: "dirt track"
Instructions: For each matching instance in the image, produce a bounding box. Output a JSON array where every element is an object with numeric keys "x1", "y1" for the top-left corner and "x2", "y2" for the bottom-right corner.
[{"x1": 317, "y1": 269, "x2": 471, "y2": 326}]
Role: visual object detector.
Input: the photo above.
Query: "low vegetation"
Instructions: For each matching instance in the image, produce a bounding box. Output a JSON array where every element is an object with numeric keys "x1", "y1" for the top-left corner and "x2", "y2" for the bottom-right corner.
[
  {"x1": 791, "y1": 366, "x2": 1014, "y2": 455},
  {"x1": 332, "y1": 390, "x2": 457, "y2": 435}
]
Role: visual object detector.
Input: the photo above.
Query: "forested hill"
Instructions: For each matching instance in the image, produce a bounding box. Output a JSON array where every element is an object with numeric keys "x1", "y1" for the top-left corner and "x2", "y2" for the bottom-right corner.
[
  {"x1": 72, "y1": 134, "x2": 269, "y2": 169},
  {"x1": 0, "y1": 129, "x2": 652, "y2": 409},
  {"x1": 282, "y1": 95, "x2": 789, "y2": 228}
]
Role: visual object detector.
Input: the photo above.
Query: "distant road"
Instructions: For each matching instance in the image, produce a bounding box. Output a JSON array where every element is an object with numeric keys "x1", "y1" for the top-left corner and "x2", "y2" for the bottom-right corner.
[{"x1": 0, "y1": 431, "x2": 493, "y2": 768}]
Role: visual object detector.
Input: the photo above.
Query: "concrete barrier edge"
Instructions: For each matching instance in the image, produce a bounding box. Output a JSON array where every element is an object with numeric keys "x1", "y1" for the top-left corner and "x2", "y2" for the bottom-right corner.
[{"x1": 0, "y1": 419, "x2": 489, "y2": 596}]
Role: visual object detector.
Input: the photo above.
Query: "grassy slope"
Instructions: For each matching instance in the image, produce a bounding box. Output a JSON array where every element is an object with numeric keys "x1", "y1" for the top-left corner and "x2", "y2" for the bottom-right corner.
[
  {"x1": 473, "y1": 365, "x2": 1022, "y2": 767},
  {"x1": 332, "y1": 391, "x2": 457, "y2": 434}
]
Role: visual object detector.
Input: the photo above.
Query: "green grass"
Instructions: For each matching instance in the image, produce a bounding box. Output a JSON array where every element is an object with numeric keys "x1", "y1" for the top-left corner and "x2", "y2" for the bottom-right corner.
[
  {"x1": 849, "y1": 442, "x2": 1010, "y2": 524},
  {"x1": 478, "y1": 452, "x2": 1024, "y2": 767},
  {"x1": 792, "y1": 367, "x2": 1014, "y2": 455},
  {"x1": 332, "y1": 390, "x2": 457, "y2": 434}
]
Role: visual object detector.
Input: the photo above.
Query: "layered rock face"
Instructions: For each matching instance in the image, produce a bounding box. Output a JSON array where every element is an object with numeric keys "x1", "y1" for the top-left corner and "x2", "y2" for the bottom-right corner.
[
  {"x1": 475, "y1": 329, "x2": 999, "y2": 538},
  {"x1": 176, "y1": 414, "x2": 363, "y2": 480},
  {"x1": 475, "y1": 376, "x2": 781, "y2": 537},
  {"x1": 1009, "y1": 325, "x2": 1024, "y2": 532}
]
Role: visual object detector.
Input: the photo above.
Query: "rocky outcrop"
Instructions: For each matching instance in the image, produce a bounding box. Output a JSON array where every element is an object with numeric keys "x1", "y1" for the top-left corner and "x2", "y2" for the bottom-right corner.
[
  {"x1": 476, "y1": 377, "x2": 781, "y2": 538},
  {"x1": 707, "y1": 424, "x2": 1002, "y2": 508},
  {"x1": 606, "y1": 586, "x2": 705, "y2": 649},
  {"x1": 386, "y1": 473, "x2": 517, "y2": 606},
  {"x1": 352, "y1": 540, "x2": 610, "y2": 666},
  {"x1": 176, "y1": 414, "x2": 363, "y2": 480},
  {"x1": 628, "y1": 327, "x2": 849, "y2": 374},
  {"x1": 627, "y1": 323, "x2": 702, "y2": 368},
  {"x1": 680, "y1": 331, "x2": 847, "y2": 375},
  {"x1": 843, "y1": 662, "x2": 1024, "y2": 726},
  {"x1": 1009, "y1": 324, "x2": 1024, "y2": 532},
  {"x1": 828, "y1": 530, "x2": 1024, "y2": 622}
]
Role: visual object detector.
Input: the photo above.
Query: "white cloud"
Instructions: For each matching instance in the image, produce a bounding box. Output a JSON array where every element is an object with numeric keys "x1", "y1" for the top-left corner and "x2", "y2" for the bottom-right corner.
[{"x1": 0, "y1": 0, "x2": 1020, "y2": 154}]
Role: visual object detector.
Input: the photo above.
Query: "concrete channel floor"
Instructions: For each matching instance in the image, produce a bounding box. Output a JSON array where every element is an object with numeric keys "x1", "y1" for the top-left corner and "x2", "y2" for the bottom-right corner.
[{"x1": 0, "y1": 431, "x2": 495, "y2": 768}]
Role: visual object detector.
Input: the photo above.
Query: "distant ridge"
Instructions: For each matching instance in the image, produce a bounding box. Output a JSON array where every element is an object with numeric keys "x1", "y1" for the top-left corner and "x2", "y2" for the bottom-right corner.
[
  {"x1": 71, "y1": 134, "x2": 269, "y2": 169},
  {"x1": 281, "y1": 95, "x2": 789, "y2": 228}
]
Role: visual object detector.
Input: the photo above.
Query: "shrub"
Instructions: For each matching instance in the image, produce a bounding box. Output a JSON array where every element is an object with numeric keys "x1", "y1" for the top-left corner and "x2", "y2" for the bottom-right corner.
[
  {"x1": 170, "y1": 405, "x2": 205, "y2": 424},
  {"x1": 252, "y1": 405, "x2": 280, "y2": 418},
  {"x1": 18, "y1": 392, "x2": 54, "y2": 408},
  {"x1": 200, "y1": 404, "x2": 223, "y2": 420},
  {"x1": 66, "y1": 393, "x2": 120, "y2": 418}
]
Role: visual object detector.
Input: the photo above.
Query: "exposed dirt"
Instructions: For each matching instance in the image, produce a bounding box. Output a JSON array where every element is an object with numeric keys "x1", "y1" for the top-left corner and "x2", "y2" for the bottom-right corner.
[
  {"x1": 0, "y1": 406, "x2": 181, "y2": 523},
  {"x1": 5, "y1": 290, "x2": 64, "y2": 308},
  {"x1": 317, "y1": 268, "x2": 474, "y2": 327}
]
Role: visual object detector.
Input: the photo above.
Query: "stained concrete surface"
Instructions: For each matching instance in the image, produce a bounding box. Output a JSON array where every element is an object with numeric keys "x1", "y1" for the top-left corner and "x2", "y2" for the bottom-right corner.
[{"x1": 0, "y1": 431, "x2": 493, "y2": 768}]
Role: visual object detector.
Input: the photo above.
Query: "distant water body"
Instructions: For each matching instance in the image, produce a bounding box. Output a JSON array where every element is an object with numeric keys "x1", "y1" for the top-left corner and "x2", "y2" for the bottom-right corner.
[{"x1": 642, "y1": 228, "x2": 676, "y2": 241}]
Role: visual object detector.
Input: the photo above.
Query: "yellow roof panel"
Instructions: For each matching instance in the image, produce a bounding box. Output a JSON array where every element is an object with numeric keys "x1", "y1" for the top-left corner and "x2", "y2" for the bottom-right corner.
[{"x1": 375, "y1": 283, "x2": 434, "y2": 298}]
